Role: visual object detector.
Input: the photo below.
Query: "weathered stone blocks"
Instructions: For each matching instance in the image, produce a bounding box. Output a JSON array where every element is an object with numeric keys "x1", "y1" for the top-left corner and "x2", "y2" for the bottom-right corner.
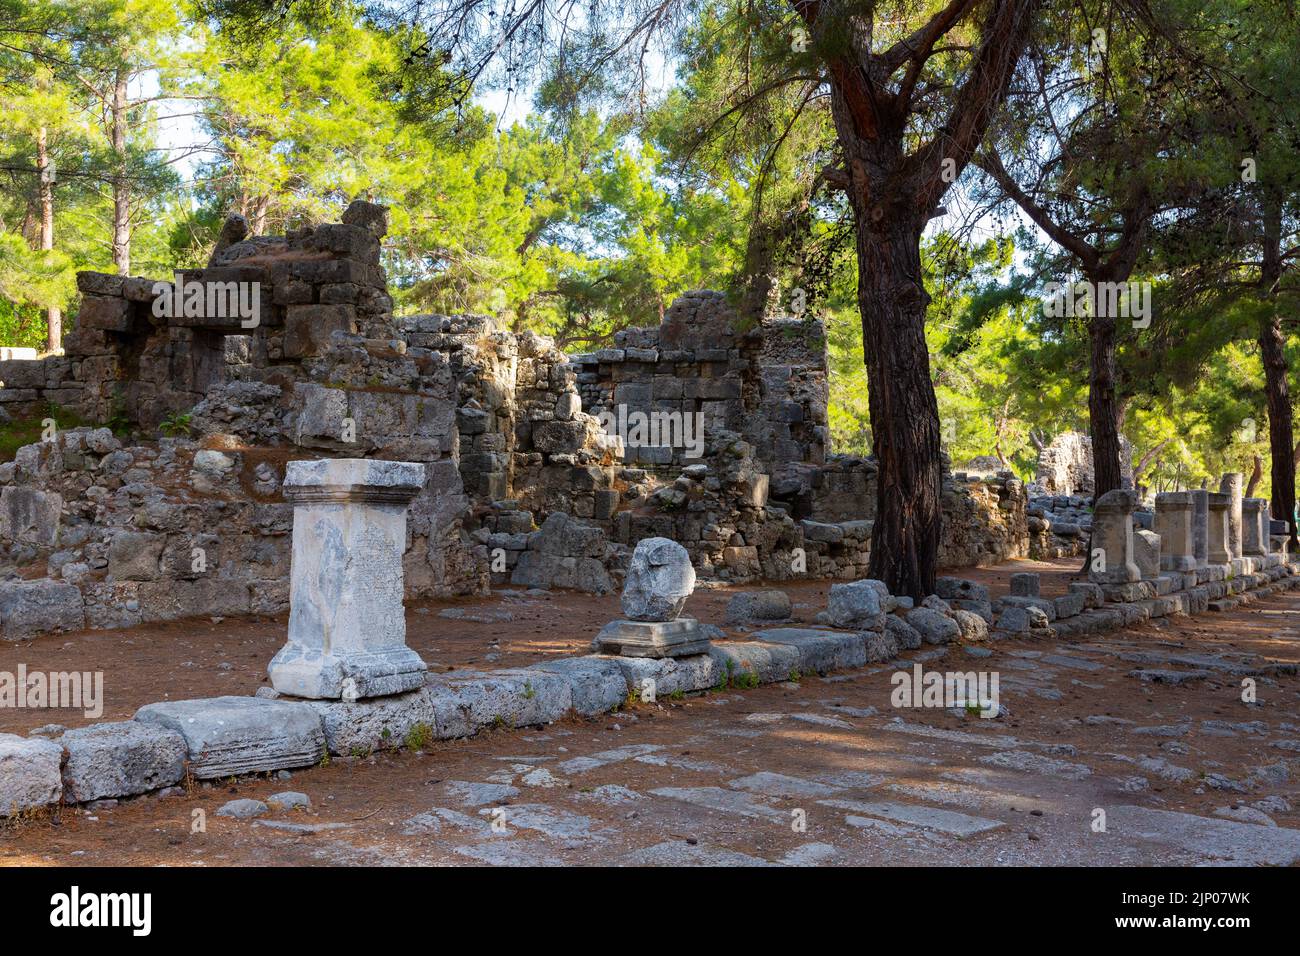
[
  {"x1": 0, "y1": 579, "x2": 85, "y2": 641},
  {"x1": 134, "y1": 696, "x2": 326, "y2": 778},
  {"x1": 0, "y1": 733, "x2": 62, "y2": 815},
  {"x1": 59, "y1": 721, "x2": 188, "y2": 802}
]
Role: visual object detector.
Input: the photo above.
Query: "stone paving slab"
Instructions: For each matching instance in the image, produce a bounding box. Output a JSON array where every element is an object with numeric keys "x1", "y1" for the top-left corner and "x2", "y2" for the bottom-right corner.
[
  {"x1": 818, "y1": 798, "x2": 1005, "y2": 838},
  {"x1": 1105, "y1": 805, "x2": 1300, "y2": 865}
]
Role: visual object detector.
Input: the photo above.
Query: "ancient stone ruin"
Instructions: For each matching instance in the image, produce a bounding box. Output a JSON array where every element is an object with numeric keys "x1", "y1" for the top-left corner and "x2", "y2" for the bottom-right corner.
[{"x1": 0, "y1": 203, "x2": 1064, "y2": 640}]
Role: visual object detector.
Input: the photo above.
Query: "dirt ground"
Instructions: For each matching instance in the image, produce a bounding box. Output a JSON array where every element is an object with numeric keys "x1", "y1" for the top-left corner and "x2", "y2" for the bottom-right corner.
[
  {"x1": 0, "y1": 557, "x2": 1087, "y2": 734},
  {"x1": 3, "y1": 557, "x2": 1299, "y2": 867}
]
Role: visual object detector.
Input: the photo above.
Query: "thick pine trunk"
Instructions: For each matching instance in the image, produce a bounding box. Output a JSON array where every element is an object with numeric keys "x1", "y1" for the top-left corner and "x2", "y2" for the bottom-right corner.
[
  {"x1": 1260, "y1": 197, "x2": 1297, "y2": 548},
  {"x1": 854, "y1": 210, "x2": 943, "y2": 599},
  {"x1": 1087, "y1": 293, "x2": 1124, "y2": 497},
  {"x1": 111, "y1": 69, "x2": 130, "y2": 276},
  {"x1": 36, "y1": 125, "x2": 60, "y2": 352},
  {"x1": 1260, "y1": 310, "x2": 1297, "y2": 547}
]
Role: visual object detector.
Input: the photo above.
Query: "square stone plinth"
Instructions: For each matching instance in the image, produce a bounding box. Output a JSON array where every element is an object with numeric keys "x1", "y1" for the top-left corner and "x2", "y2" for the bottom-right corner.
[
  {"x1": 592, "y1": 618, "x2": 712, "y2": 658},
  {"x1": 269, "y1": 458, "x2": 428, "y2": 699}
]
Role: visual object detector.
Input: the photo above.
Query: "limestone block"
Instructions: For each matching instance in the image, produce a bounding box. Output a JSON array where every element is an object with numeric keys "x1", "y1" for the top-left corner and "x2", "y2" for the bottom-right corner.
[
  {"x1": 0, "y1": 486, "x2": 62, "y2": 546},
  {"x1": 0, "y1": 579, "x2": 84, "y2": 641},
  {"x1": 826, "y1": 579, "x2": 890, "y2": 629},
  {"x1": 423, "y1": 669, "x2": 572, "y2": 738},
  {"x1": 906, "y1": 607, "x2": 960, "y2": 644},
  {"x1": 0, "y1": 734, "x2": 62, "y2": 815},
  {"x1": 724, "y1": 590, "x2": 792, "y2": 624},
  {"x1": 59, "y1": 721, "x2": 187, "y2": 802},
  {"x1": 284, "y1": 304, "x2": 356, "y2": 358},
  {"x1": 606, "y1": 653, "x2": 718, "y2": 698},
  {"x1": 527, "y1": 656, "x2": 628, "y2": 715},
  {"x1": 708, "y1": 640, "x2": 802, "y2": 684},
  {"x1": 751, "y1": 627, "x2": 866, "y2": 673},
  {"x1": 134, "y1": 696, "x2": 326, "y2": 779},
  {"x1": 107, "y1": 530, "x2": 165, "y2": 582}
]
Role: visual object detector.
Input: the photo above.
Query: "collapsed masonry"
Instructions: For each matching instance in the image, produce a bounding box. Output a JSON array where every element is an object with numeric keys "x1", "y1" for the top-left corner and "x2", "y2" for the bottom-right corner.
[{"x1": 0, "y1": 204, "x2": 1075, "y2": 639}]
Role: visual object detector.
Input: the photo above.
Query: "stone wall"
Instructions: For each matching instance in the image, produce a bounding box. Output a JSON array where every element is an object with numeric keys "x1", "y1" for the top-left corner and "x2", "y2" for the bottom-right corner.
[
  {"x1": 1, "y1": 204, "x2": 1054, "y2": 639},
  {"x1": 1032, "y1": 431, "x2": 1133, "y2": 497}
]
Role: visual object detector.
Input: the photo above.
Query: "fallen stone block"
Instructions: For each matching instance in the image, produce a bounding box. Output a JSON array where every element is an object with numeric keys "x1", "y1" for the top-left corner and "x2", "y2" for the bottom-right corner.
[
  {"x1": 1009, "y1": 572, "x2": 1040, "y2": 597},
  {"x1": 710, "y1": 641, "x2": 802, "y2": 685},
  {"x1": 59, "y1": 721, "x2": 187, "y2": 802},
  {"x1": 0, "y1": 579, "x2": 85, "y2": 641},
  {"x1": 1069, "y1": 581, "x2": 1104, "y2": 609},
  {"x1": 527, "y1": 656, "x2": 628, "y2": 715},
  {"x1": 906, "y1": 607, "x2": 960, "y2": 644},
  {"x1": 605, "y1": 654, "x2": 718, "y2": 699},
  {"x1": 750, "y1": 628, "x2": 866, "y2": 674},
  {"x1": 1053, "y1": 591, "x2": 1086, "y2": 620},
  {"x1": 134, "y1": 696, "x2": 326, "y2": 779},
  {"x1": 424, "y1": 669, "x2": 572, "y2": 738},
  {"x1": 0, "y1": 733, "x2": 62, "y2": 815},
  {"x1": 885, "y1": 614, "x2": 922, "y2": 650},
  {"x1": 998, "y1": 594, "x2": 1057, "y2": 621},
  {"x1": 724, "y1": 589, "x2": 792, "y2": 624},
  {"x1": 306, "y1": 687, "x2": 441, "y2": 755},
  {"x1": 826, "y1": 580, "x2": 889, "y2": 629},
  {"x1": 934, "y1": 577, "x2": 990, "y2": 603}
]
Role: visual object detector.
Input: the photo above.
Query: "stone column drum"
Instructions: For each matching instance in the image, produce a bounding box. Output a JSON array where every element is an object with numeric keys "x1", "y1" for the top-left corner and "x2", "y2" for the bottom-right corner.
[
  {"x1": 1220, "y1": 473, "x2": 1243, "y2": 559},
  {"x1": 1088, "y1": 489, "x2": 1141, "y2": 584},
  {"x1": 1206, "y1": 493, "x2": 1232, "y2": 565},
  {"x1": 1241, "y1": 497, "x2": 1269, "y2": 558},
  {"x1": 1190, "y1": 489, "x2": 1209, "y2": 568},
  {"x1": 269, "y1": 458, "x2": 428, "y2": 699},
  {"x1": 1155, "y1": 491, "x2": 1196, "y2": 572}
]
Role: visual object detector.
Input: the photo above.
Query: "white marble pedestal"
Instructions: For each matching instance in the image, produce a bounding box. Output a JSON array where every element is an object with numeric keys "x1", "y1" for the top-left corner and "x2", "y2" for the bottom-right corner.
[{"x1": 269, "y1": 458, "x2": 427, "y2": 699}]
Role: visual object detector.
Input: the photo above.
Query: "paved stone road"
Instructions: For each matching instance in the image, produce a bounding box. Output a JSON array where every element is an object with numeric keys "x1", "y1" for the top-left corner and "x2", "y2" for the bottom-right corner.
[{"x1": 9, "y1": 590, "x2": 1300, "y2": 867}]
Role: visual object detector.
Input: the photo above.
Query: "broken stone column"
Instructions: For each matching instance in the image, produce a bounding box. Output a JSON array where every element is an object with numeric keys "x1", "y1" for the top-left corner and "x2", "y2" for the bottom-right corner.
[
  {"x1": 1088, "y1": 489, "x2": 1141, "y2": 585},
  {"x1": 1219, "y1": 473, "x2": 1243, "y2": 559},
  {"x1": 1155, "y1": 491, "x2": 1196, "y2": 572},
  {"x1": 1190, "y1": 489, "x2": 1209, "y2": 568},
  {"x1": 1206, "y1": 493, "x2": 1232, "y2": 565},
  {"x1": 1242, "y1": 497, "x2": 1269, "y2": 558},
  {"x1": 593, "y1": 537, "x2": 710, "y2": 658},
  {"x1": 268, "y1": 458, "x2": 428, "y2": 699},
  {"x1": 1134, "y1": 529, "x2": 1161, "y2": 580}
]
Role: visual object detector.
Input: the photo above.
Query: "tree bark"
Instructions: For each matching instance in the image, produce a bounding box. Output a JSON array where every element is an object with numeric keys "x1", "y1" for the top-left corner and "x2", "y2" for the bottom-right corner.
[
  {"x1": 110, "y1": 68, "x2": 130, "y2": 275},
  {"x1": 1087, "y1": 306, "x2": 1124, "y2": 497},
  {"x1": 1244, "y1": 452, "x2": 1264, "y2": 498},
  {"x1": 853, "y1": 203, "x2": 943, "y2": 598},
  {"x1": 36, "y1": 124, "x2": 60, "y2": 352},
  {"x1": 1259, "y1": 196, "x2": 1297, "y2": 548}
]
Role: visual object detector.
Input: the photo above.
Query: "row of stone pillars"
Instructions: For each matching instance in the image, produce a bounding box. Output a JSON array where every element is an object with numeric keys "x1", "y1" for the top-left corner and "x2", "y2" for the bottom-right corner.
[{"x1": 1091, "y1": 473, "x2": 1278, "y2": 597}]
